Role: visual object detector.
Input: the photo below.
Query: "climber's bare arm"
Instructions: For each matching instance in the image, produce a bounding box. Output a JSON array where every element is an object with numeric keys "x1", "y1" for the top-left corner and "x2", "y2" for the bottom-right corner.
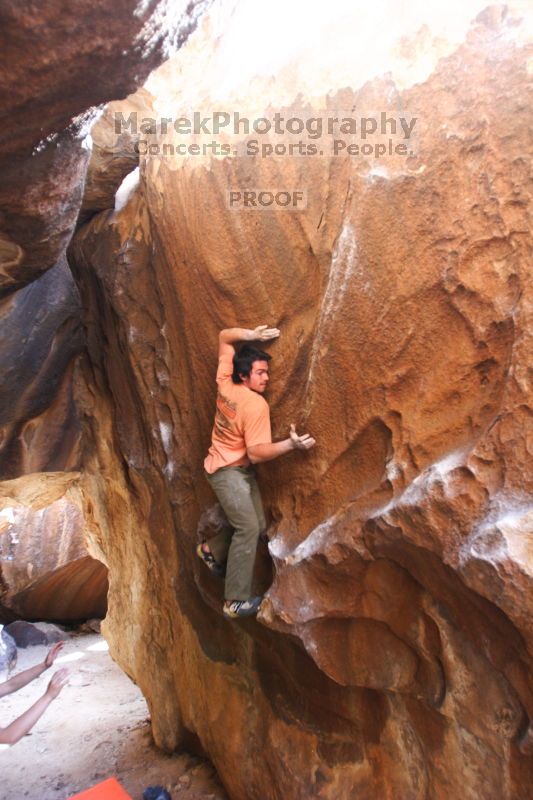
[
  {"x1": 0, "y1": 642, "x2": 64, "y2": 698},
  {"x1": 248, "y1": 424, "x2": 316, "y2": 464},
  {"x1": 0, "y1": 668, "x2": 69, "y2": 745},
  {"x1": 218, "y1": 325, "x2": 280, "y2": 358}
]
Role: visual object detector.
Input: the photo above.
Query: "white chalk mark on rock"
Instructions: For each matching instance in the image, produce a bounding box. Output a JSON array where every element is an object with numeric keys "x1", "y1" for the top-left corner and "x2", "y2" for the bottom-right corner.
[
  {"x1": 306, "y1": 221, "x2": 358, "y2": 395},
  {"x1": 114, "y1": 167, "x2": 140, "y2": 212}
]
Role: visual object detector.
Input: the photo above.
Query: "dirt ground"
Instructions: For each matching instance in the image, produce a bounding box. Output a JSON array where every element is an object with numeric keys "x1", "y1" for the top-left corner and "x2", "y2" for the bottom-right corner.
[{"x1": 0, "y1": 632, "x2": 228, "y2": 800}]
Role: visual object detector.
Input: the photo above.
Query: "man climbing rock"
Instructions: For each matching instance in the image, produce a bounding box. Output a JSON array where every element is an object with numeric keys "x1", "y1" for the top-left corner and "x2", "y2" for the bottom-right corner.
[{"x1": 198, "y1": 324, "x2": 316, "y2": 619}]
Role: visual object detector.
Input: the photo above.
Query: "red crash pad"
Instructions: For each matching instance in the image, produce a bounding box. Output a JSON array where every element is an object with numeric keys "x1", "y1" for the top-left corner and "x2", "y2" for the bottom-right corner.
[{"x1": 68, "y1": 777, "x2": 132, "y2": 799}]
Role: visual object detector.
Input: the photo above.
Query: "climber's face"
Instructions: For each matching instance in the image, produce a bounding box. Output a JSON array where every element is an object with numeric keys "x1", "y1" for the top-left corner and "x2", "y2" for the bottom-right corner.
[{"x1": 241, "y1": 360, "x2": 270, "y2": 394}]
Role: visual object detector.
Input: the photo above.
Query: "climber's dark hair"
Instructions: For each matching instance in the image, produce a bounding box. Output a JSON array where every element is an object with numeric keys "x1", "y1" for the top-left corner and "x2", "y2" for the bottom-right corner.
[{"x1": 232, "y1": 344, "x2": 271, "y2": 383}]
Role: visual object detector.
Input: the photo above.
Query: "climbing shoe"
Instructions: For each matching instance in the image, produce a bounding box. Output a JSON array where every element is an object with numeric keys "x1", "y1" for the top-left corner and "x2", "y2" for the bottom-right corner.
[
  {"x1": 196, "y1": 541, "x2": 226, "y2": 578},
  {"x1": 223, "y1": 596, "x2": 263, "y2": 619}
]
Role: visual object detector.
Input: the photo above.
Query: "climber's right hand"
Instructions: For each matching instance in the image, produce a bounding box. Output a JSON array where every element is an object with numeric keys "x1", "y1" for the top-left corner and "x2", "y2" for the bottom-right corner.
[
  {"x1": 250, "y1": 324, "x2": 280, "y2": 342},
  {"x1": 289, "y1": 423, "x2": 316, "y2": 451}
]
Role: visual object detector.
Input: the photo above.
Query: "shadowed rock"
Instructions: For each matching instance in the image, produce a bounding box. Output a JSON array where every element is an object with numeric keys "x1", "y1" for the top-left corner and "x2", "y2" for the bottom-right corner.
[
  {"x1": 0, "y1": 257, "x2": 83, "y2": 479},
  {"x1": 0, "y1": 0, "x2": 211, "y2": 292}
]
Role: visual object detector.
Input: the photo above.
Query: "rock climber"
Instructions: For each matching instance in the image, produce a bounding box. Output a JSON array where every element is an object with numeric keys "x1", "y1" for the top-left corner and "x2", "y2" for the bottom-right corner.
[
  {"x1": 0, "y1": 641, "x2": 69, "y2": 745},
  {"x1": 198, "y1": 324, "x2": 316, "y2": 618}
]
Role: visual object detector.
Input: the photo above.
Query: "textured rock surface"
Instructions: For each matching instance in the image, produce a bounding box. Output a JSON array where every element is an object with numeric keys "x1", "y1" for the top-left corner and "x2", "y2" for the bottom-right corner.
[
  {"x1": 0, "y1": 256, "x2": 83, "y2": 479},
  {"x1": 0, "y1": 0, "x2": 209, "y2": 292},
  {"x1": 77, "y1": 90, "x2": 154, "y2": 228},
  {"x1": 0, "y1": 472, "x2": 108, "y2": 621},
  {"x1": 67, "y1": 3, "x2": 533, "y2": 798}
]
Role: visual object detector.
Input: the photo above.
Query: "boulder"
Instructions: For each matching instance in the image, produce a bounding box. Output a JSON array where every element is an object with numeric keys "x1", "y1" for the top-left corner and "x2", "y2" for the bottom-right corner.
[
  {"x1": 77, "y1": 618, "x2": 102, "y2": 634},
  {"x1": 5, "y1": 621, "x2": 67, "y2": 648},
  {"x1": 4, "y1": 621, "x2": 47, "y2": 648},
  {"x1": 0, "y1": 626, "x2": 16, "y2": 674},
  {"x1": 0, "y1": 472, "x2": 108, "y2": 621}
]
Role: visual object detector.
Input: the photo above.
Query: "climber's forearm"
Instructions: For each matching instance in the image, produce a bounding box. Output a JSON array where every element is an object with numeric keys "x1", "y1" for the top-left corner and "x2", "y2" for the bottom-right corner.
[
  {"x1": 219, "y1": 325, "x2": 280, "y2": 357},
  {"x1": 219, "y1": 328, "x2": 256, "y2": 344},
  {"x1": 0, "y1": 662, "x2": 46, "y2": 698},
  {"x1": 247, "y1": 439, "x2": 294, "y2": 464},
  {"x1": 0, "y1": 692, "x2": 54, "y2": 745}
]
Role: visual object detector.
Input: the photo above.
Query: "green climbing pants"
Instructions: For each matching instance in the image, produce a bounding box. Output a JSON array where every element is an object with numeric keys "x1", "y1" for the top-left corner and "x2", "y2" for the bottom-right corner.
[{"x1": 204, "y1": 465, "x2": 266, "y2": 601}]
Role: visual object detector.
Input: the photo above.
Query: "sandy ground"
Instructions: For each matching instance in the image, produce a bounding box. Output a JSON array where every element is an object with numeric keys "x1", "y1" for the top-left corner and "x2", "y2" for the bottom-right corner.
[{"x1": 0, "y1": 632, "x2": 228, "y2": 800}]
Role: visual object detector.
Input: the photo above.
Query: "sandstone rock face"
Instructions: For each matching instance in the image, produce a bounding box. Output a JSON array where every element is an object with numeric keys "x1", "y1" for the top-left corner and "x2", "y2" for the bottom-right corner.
[
  {"x1": 77, "y1": 90, "x2": 155, "y2": 228},
  {"x1": 67, "y1": 3, "x2": 533, "y2": 798},
  {"x1": 0, "y1": 472, "x2": 108, "y2": 621},
  {"x1": 0, "y1": 257, "x2": 83, "y2": 479},
  {"x1": 0, "y1": 0, "x2": 210, "y2": 293}
]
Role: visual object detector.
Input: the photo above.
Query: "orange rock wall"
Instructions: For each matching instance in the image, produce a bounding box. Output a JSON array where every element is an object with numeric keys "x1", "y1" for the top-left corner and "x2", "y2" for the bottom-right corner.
[{"x1": 68, "y1": 6, "x2": 533, "y2": 798}]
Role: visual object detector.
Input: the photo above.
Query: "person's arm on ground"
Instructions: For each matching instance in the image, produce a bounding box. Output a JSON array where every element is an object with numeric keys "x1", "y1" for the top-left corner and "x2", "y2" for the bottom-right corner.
[
  {"x1": 0, "y1": 667, "x2": 69, "y2": 745},
  {"x1": 0, "y1": 642, "x2": 64, "y2": 698},
  {"x1": 218, "y1": 324, "x2": 280, "y2": 358},
  {"x1": 248, "y1": 424, "x2": 316, "y2": 464}
]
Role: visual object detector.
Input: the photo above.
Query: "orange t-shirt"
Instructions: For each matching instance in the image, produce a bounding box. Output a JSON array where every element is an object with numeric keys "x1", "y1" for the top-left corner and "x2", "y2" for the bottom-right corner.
[{"x1": 204, "y1": 353, "x2": 272, "y2": 474}]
